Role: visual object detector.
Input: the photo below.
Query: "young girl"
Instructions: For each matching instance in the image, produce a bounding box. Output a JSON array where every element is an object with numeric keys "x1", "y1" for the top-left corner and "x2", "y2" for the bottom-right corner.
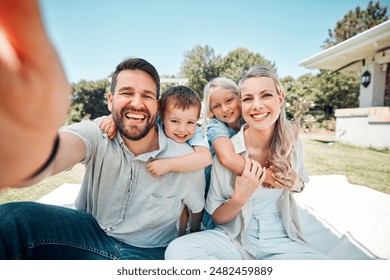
[
  {"x1": 165, "y1": 65, "x2": 327, "y2": 260},
  {"x1": 201, "y1": 77, "x2": 276, "y2": 229}
]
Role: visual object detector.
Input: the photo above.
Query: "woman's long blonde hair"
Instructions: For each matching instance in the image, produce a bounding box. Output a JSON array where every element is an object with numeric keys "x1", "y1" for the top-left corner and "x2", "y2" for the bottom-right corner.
[{"x1": 238, "y1": 65, "x2": 298, "y2": 178}]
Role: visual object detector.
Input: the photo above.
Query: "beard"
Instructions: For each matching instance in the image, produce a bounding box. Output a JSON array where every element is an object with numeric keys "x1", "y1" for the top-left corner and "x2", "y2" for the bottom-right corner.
[{"x1": 113, "y1": 105, "x2": 156, "y2": 141}]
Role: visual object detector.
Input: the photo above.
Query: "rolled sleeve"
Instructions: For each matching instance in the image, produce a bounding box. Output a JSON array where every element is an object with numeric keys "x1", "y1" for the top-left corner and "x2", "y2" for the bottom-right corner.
[
  {"x1": 206, "y1": 119, "x2": 232, "y2": 144},
  {"x1": 59, "y1": 120, "x2": 103, "y2": 165}
]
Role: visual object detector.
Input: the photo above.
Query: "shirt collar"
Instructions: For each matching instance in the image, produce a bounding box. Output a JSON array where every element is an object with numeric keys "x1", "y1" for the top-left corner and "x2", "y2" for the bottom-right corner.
[{"x1": 116, "y1": 125, "x2": 166, "y2": 161}]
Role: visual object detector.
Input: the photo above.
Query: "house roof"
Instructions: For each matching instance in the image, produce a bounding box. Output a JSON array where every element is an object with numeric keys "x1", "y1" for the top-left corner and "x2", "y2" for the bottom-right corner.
[{"x1": 299, "y1": 20, "x2": 390, "y2": 72}]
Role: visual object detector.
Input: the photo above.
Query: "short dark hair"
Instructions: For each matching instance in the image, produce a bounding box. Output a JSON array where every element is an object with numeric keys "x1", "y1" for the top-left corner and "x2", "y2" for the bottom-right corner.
[
  {"x1": 159, "y1": 86, "x2": 202, "y2": 121},
  {"x1": 110, "y1": 57, "x2": 160, "y2": 98}
]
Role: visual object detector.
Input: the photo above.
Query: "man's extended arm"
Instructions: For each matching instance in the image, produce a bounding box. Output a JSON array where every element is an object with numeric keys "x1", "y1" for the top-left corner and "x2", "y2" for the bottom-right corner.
[{"x1": 0, "y1": 0, "x2": 71, "y2": 188}]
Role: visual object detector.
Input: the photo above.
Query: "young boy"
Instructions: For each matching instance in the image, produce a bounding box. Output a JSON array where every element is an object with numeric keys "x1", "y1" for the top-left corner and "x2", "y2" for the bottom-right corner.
[{"x1": 99, "y1": 85, "x2": 212, "y2": 235}]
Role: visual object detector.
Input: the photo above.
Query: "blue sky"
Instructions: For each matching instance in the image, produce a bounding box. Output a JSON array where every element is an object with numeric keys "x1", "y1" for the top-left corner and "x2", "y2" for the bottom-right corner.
[{"x1": 39, "y1": 0, "x2": 390, "y2": 83}]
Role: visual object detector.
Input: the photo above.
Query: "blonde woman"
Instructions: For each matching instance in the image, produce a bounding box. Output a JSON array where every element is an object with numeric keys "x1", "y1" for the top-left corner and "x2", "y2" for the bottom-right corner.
[{"x1": 165, "y1": 66, "x2": 329, "y2": 260}]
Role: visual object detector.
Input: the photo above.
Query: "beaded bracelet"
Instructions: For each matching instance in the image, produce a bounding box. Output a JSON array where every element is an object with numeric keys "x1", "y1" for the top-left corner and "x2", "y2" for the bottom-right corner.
[{"x1": 291, "y1": 178, "x2": 305, "y2": 193}]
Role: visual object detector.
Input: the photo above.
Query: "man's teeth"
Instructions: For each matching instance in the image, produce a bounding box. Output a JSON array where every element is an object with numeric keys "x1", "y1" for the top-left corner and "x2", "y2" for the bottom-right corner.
[{"x1": 125, "y1": 113, "x2": 145, "y2": 120}]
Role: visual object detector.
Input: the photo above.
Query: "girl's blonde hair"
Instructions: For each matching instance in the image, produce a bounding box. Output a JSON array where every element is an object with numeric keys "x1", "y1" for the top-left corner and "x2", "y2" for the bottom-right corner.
[
  {"x1": 202, "y1": 77, "x2": 239, "y2": 126},
  {"x1": 239, "y1": 65, "x2": 298, "y2": 178}
]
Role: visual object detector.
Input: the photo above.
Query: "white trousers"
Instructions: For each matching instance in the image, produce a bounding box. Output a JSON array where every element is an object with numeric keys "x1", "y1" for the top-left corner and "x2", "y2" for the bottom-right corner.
[{"x1": 165, "y1": 224, "x2": 329, "y2": 260}]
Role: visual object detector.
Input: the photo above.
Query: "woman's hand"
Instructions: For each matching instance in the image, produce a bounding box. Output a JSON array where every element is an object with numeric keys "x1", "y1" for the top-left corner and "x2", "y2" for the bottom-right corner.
[
  {"x1": 232, "y1": 157, "x2": 266, "y2": 206},
  {"x1": 269, "y1": 167, "x2": 303, "y2": 191},
  {"x1": 212, "y1": 157, "x2": 266, "y2": 225}
]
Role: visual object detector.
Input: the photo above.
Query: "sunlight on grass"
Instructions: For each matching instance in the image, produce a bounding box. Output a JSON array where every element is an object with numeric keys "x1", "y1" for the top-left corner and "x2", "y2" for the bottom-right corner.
[
  {"x1": 0, "y1": 164, "x2": 85, "y2": 204},
  {"x1": 302, "y1": 133, "x2": 390, "y2": 194}
]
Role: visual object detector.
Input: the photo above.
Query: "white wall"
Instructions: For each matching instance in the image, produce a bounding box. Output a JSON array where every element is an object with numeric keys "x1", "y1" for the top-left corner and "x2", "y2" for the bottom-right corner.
[
  {"x1": 336, "y1": 116, "x2": 390, "y2": 149},
  {"x1": 359, "y1": 62, "x2": 386, "y2": 107}
]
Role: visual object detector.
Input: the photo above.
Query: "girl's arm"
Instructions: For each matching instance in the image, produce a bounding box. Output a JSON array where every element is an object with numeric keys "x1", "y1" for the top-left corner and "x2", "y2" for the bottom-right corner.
[
  {"x1": 147, "y1": 146, "x2": 212, "y2": 176},
  {"x1": 214, "y1": 137, "x2": 276, "y2": 187},
  {"x1": 212, "y1": 137, "x2": 245, "y2": 175},
  {"x1": 212, "y1": 158, "x2": 266, "y2": 224}
]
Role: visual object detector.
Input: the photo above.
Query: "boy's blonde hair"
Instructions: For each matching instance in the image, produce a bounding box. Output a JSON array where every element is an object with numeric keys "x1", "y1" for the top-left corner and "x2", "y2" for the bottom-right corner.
[
  {"x1": 202, "y1": 77, "x2": 239, "y2": 126},
  {"x1": 239, "y1": 65, "x2": 298, "y2": 178}
]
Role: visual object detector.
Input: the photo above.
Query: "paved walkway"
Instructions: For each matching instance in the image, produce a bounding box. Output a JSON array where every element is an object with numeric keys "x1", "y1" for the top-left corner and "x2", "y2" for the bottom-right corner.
[{"x1": 37, "y1": 175, "x2": 390, "y2": 260}]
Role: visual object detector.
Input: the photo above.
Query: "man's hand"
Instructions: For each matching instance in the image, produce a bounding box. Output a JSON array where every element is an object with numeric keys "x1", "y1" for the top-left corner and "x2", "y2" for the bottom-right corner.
[{"x1": 0, "y1": 0, "x2": 71, "y2": 187}]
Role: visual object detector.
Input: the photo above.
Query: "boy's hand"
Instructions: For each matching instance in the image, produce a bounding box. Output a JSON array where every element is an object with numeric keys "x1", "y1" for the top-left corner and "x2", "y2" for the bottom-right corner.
[
  {"x1": 99, "y1": 114, "x2": 117, "y2": 139},
  {"x1": 147, "y1": 159, "x2": 172, "y2": 177}
]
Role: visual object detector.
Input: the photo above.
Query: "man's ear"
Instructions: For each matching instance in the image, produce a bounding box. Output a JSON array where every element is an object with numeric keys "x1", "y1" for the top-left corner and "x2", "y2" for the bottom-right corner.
[
  {"x1": 107, "y1": 92, "x2": 113, "y2": 112},
  {"x1": 157, "y1": 99, "x2": 163, "y2": 121}
]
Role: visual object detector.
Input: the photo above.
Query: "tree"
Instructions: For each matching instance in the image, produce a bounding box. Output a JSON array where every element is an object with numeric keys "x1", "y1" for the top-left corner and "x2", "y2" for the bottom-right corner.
[
  {"x1": 322, "y1": 0, "x2": 388, "y2": 49},
  {"x1": 66, "y1": 79, "x2": 111, "y2": 124},
  {"x1": 180, "y1": 45, "x2": 220, "y2": 98},
  {"x1": 313, "y1": 71, "x2": 359, "y2": 120},
  {"x1": 282, "y1": 75, "x2": 315, "y2": 127},
  {"x1": 218, "y1": 48, "x2": 277, "y2": 82}
]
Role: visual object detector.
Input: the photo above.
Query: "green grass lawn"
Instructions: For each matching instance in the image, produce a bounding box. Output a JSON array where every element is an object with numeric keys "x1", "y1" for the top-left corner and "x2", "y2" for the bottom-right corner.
[
  {"x1": 0, "y1": 164, "x2": 85, "y2": 204},
  {"x1": 302, "y1": 133, "x2": 390, "y2": 194},
  {"x1": 1, "y1": 132, "x2": 389, "y2": 204}
]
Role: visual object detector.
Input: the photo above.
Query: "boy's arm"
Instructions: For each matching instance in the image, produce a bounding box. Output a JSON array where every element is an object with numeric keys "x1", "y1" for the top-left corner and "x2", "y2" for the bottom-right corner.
[
  {"x1": 188, "y1": 209, "x2": 202, "y2": 233},
  {"x1": 177, "y1": 206, "x2": 189, "y2": 237},
  {"x1": 212, "y1": 137, "x2": 245, "y2": 175},
  {"x1": 147, "y1": 146, "x2": 212, "y2": 176},
  {"x1": 98, "y1": 114, "x2": 117, "y2": 139}
]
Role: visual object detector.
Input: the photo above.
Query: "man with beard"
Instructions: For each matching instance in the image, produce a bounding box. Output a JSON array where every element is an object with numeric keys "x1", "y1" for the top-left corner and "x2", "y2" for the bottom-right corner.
[{"x1": 0, "y1": 58, "x2": 205, "y2": 260}]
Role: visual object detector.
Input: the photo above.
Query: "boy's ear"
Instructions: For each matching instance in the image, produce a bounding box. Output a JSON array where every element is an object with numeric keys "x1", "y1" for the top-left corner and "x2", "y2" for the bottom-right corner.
[{"x1": 208, "y1": 112, "x2": 214, "y2": 118}]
